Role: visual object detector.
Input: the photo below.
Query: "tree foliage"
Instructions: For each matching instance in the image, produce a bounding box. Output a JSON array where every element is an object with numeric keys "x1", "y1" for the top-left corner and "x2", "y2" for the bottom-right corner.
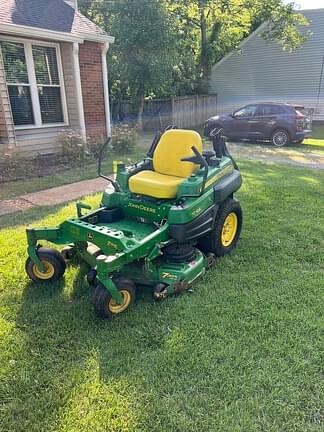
[{"x1": 79, "y1": 0, "x2": 309, "y2": 123}]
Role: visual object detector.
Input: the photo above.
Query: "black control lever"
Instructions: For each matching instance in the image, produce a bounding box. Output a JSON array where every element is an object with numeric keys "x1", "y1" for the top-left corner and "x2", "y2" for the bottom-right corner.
[
  {"x1": 181, "y1": 146, "x2": 209, "y2": 196},
  {"x1": 210, "y1": 127, "x2": 239, "y2": 170}
]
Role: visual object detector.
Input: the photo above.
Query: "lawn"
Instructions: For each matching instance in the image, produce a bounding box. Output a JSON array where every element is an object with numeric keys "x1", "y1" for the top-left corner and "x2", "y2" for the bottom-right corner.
[
  {"x1": 0, "y1": 159, "x2": 323, "y2": 432},
  {"x1": 0, "y1": 148, "x2": 146, "y2": 201}
]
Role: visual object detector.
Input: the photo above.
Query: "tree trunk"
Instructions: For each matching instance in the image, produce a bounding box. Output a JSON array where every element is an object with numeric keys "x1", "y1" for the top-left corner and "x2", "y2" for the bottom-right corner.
[
  {"x1": 199, "y1": 3, "x2": 209, "y2": 90},
  {"x1": 137, "y1": 89, "x2": 145, "y2": 130}
]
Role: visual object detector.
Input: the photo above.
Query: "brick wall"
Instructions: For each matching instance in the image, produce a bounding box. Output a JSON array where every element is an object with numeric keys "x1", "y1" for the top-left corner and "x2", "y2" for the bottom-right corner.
[{"x1": 79, "y1": 41, "x2": 107, "y2": 139}]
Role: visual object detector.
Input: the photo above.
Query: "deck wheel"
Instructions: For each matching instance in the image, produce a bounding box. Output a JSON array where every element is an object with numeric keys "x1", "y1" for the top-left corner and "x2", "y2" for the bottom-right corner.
[
  {"x1": 94, "y1": 277, "x2": 136, "y2": 319},
  {"x1": 25, "y1": 247, "x2": 66, "y2": 282}
]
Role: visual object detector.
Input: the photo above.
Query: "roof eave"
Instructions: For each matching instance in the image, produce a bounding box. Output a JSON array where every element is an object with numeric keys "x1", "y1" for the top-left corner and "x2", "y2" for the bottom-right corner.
[
  {"x1": 0, "y1": 22, "x2": 83, "y2": 42},
  {"x1": 79, "y1": 32, "x2": 115, "y2": 44},
  {"x1": 0, "y1": 23, "x2": 114, "y2": 44}
]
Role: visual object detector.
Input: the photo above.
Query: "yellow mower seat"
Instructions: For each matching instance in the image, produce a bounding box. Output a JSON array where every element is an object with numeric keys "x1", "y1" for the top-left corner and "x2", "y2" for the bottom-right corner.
[{"x1": 129, "y1": 129, "x2": 203, "y2": 199}]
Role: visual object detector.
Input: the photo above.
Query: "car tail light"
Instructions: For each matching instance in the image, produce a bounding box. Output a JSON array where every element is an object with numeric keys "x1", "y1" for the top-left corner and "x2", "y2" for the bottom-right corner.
[{"x1": 295, "y1": 114, "x2": 305, "y2": 131}]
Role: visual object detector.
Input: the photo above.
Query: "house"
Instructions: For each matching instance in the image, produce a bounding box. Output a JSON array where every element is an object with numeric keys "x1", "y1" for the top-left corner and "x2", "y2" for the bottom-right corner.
[
  {"x1": 0, "y1": 0, "x2": 114, "y2": 153},
  {"x1": 209, "y1": 9, "x2": 324, "y2": 121}
]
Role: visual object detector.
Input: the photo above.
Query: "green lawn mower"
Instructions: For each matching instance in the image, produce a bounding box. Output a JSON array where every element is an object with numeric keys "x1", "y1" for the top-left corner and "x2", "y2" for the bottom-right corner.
[{"x1": 25, "y1": 127, "x2": 243, "y2": 318}]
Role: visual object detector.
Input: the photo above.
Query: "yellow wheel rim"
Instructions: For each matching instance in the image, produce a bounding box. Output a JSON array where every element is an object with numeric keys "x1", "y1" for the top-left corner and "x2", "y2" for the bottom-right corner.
[
  {"x1": 221, "y1": 212, "x2": 238, "y2": 247},
  {"x1": 33, "y1": 260, "x2": 55, "y2": 280},
  {"x1": 108, "y1": 290, "x2": 132, "y2": 314}
]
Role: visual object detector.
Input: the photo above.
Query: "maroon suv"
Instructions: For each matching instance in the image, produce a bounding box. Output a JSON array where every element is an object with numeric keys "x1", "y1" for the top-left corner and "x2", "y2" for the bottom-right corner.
[{"x1": 204, "y1": 102, "x2": 312, "y2": 147}]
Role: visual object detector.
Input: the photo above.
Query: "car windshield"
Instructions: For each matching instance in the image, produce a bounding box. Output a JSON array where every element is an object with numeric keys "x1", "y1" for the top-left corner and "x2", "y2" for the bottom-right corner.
[{"x1": 234, "y1": 106, "x2": 257, "y2": 117}]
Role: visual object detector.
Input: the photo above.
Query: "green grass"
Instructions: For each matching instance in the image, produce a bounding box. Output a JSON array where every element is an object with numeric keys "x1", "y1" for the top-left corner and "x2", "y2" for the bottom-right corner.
[
  {"x1": 0, "y1": 159, "x2": 323, "y2": 431},
  {"x1": 303, "y1": 138, "x2": 324, "y2": 149},
  {"x1": 310, "y1": 125, "x2": 324, "y2": 140}
]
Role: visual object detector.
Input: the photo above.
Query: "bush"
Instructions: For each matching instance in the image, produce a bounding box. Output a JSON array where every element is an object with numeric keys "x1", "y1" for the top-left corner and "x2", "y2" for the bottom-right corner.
[
  {"x1": 111, "y1": 124, "x2": 137, "y2": 155},
  {"x1": 61, "y1": 131, "x2": 85, "y2": 163},
  {"x1": 86, "y1": 138, "x2": 103, "y2": 159}
]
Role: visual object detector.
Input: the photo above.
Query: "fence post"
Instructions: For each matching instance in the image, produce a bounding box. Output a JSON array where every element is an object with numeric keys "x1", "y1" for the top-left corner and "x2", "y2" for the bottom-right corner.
[{"x1": 171, "y1": 97, "x2": 175, "y2": 125}]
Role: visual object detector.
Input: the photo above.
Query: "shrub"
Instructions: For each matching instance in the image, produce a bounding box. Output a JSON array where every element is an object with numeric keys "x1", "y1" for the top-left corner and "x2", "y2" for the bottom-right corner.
[
  {"x1": 111, "y1": 124, "x2": 137, "y2": 155},
  {"x1": 86, "y1": 138, "x2": 103, "y2": 159},
  {"x1": 61, "y1": 131, "x2": 85, "y2": 164}
]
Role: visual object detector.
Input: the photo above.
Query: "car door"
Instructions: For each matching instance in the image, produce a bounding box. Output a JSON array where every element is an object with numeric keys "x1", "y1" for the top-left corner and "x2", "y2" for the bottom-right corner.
[
  {"x1": 228, "y1": 105, "x2": 258, "y2": 138},
  {"x1": 254, "y1": 104, "x2": 282, "y2": 139}
]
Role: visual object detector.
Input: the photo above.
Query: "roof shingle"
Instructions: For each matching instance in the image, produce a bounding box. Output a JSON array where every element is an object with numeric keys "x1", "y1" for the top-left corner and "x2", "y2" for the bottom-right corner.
[{"x1": 0, "y1": 0, "x2": 108, "y2": 37}]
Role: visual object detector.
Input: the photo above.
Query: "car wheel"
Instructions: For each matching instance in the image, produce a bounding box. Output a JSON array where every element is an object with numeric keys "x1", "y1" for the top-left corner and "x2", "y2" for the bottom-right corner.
[{"x1": 271, "y1": 129, "x2": 290, "y2": 147}]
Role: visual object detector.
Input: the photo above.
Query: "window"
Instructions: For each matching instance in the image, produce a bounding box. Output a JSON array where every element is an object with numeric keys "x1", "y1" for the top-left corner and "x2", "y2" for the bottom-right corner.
[
  {"x1": 1, "y1": 40, "x2": 67, "y2": 128},
  {"x1": 234, "y1": 105, "x2": 257, "y2": 117},
  {"x1": 262, "y1": 105, "x2": 285, "y2": 115}
]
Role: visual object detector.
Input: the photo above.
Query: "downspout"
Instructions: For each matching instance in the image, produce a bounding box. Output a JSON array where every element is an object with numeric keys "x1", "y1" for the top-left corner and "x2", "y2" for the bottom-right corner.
[
  {"x1": 102, "y1": 42, "x2": 112, "y2": 137},
  {"x1": 72, "y1": 42, "x2": 86, "y2": 142}
]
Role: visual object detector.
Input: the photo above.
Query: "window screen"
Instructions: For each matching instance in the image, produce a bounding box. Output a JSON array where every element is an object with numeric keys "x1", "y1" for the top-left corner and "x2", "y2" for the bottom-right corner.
[
  {"x1": 1, "y1": 41, "x2": 65, "y2": 127},
  {"x1": 32, "y1": 45, "x2": 63, "y2": 124},
  {"x1": 1, "y1": 42, "x2": 34, "y2": 126}
]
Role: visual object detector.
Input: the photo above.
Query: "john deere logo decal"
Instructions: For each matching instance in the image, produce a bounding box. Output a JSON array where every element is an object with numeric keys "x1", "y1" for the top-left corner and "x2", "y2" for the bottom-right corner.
[
  {"x1": 87, "y1": 233, "x2": 93, "y2": 240},
  {"x1": 128, "y1": 202, "x2": 157, "y2": 214}
]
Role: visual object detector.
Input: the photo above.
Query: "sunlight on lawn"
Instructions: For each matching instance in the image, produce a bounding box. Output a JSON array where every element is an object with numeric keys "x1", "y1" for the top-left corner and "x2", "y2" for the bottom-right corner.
[{"x1": 0, "y1": 160, "x2": 323, "y2": 432}]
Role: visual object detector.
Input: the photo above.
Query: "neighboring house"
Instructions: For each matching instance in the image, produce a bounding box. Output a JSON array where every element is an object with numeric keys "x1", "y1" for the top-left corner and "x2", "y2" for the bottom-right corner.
[
  {"x1": 0, "y1": 0, "x2": 114, "y2": 153},
  {"x1": 209, "y1": 9, "x2": 324, "y2": 121}
]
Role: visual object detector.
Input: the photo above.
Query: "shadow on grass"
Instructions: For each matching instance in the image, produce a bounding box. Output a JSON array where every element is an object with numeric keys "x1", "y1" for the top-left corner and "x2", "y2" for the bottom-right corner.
[{"x1": 4, "y1": 261, "x2": 177, "y2": 430}]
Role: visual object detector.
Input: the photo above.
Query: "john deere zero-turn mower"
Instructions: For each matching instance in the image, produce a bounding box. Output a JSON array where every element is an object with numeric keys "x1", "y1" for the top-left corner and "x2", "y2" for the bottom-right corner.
[{"x1": 25, "y1": 127, "x2": 243, "y2": 318}]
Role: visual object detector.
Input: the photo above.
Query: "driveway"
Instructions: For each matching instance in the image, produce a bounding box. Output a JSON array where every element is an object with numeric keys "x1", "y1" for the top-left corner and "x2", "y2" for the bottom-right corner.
[{"x1": 226, "y1": 141, "x2": 324, "y2": 169}]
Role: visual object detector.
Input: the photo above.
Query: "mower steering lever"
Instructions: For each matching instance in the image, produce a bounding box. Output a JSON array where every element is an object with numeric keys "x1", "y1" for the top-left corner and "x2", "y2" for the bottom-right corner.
[{"x1": 181, "y1": 146, "x2": 209, "y2": 196}]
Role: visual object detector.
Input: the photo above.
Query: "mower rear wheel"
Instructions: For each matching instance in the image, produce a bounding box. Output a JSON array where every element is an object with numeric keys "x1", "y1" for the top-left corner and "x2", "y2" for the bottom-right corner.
[
  {"x1": 25, "y1": 247, "x2": 66, "y2": 282},
  {"x1": 94, "y1": 277, "x2": 136, "y2": 319},
  {"x1": 198, "y1": 198, "x2": 242, "y2": 257}
]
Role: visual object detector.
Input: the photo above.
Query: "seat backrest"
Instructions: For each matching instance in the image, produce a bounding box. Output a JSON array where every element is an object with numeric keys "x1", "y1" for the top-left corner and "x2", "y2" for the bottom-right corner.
[{"x1": 153, "y1": 129, "x2": 203, "y2": 178}]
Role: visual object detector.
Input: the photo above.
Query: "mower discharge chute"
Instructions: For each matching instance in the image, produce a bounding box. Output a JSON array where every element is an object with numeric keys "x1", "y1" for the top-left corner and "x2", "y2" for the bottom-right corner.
[{"x1": 25, "y1": 128, "x2": 243, "y2": 318}]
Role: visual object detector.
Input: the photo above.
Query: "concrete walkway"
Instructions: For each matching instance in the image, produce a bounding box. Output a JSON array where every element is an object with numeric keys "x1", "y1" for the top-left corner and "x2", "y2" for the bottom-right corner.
[{"x1": 0, "y1": 177, "x2": 109, "y2": 217}]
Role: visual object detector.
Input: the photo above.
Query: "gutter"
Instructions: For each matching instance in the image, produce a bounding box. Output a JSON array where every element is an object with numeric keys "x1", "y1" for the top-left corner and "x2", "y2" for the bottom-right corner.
[
  {"x1": 0, "y1": 23, "x2": 114, "y2": 44},
  {"x1": 102, "y1": 42, "x2": 112, "y2": 137}
]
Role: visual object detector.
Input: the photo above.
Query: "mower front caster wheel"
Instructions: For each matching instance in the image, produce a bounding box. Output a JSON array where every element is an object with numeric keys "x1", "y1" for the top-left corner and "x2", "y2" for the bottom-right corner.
[
  {"x1": 25, "y1": 247, "x2": 66, "y2": 282},
  {"x1": 94, "y1": 277, "x2": 136, "y2": 319}
]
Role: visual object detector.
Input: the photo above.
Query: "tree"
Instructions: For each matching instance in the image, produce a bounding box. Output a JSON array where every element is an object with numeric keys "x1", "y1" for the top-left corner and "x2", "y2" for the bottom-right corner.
[
  {"x1": 79, "y1": 0, "x2": 309, "y2": 118},
  {"x1": 80, "y1": 0, "x2": 178, "y2": 129},
  {"x1": 166, "y1": 0, "x2": 309, "y2": 90}
]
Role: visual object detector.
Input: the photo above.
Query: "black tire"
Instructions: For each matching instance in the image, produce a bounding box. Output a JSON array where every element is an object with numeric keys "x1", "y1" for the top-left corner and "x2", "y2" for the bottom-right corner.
[
  {"x1": 271, "y1": 129, "x2": 290, "y2": 147},
  {"x1": 61, "y1": 245, "x2": 76, "y2": 261},
  {"x1": 153, "y1": 283, "x2": 168, "y2": 301},
  {"x1": 198, "y1": 198, "x2": 242, "y2": 257},
  {"x1": 94, "y1": 277, "x2": 136, "y2": 319},
  {"x1": 25, "y1": 247, "x2": 66, "y2": 282}
]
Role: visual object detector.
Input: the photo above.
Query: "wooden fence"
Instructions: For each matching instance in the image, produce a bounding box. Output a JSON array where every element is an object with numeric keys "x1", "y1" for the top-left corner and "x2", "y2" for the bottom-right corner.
[{"x1": 112, "y1": 94, "x2": 217, "y2": 131}]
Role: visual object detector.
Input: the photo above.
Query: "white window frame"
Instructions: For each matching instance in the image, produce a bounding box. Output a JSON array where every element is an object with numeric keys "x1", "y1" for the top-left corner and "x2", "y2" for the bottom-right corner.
[{"x1": 0, "y1": 35, "x2": 69, "y2": 130}]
